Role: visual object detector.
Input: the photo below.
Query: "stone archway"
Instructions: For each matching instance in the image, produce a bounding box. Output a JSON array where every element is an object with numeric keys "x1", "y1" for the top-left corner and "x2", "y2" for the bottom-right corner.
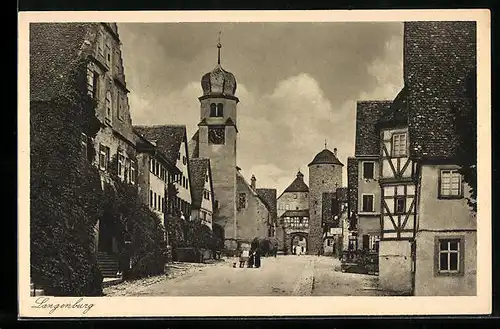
[{"x1": 290, "y1": 232, "x2": 308, "y2": 255}]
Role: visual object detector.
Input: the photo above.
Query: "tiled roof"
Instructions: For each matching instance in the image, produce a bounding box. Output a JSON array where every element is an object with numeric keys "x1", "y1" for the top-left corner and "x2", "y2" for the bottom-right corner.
[
  {"x1": 355, "y1": 101, "x2": 392, "y2": 156},
  {"x1": 309, "y1": 148, "x2": 344, "y2": 166},
  {"x1": 189, "y1": 158, "x2": 211, "y2": 210},
  {"x1": 133, "y1": 125, "x2": 186, "y2": 164},
  {"x1": 256, "y1": 188, "x2": 277, "y2": 219},
  {"x1": 404, "y1": 21, "x2": 476, "y2": 159},
  {"x1": 283, "y1": 171, "x2": 309, "y2": 193},
  {"x1": 30, "y1": 23, "x2": 96, "y2": 102},
  {"x1": 188, "y1": 130, "x2": 200, "y2": 159},
  {"x1": 281, "y1": 209, "x2": 309, "y2": 218},
  {"x1": 377, "y1": 87, "x2": 408, "y2": 129}
]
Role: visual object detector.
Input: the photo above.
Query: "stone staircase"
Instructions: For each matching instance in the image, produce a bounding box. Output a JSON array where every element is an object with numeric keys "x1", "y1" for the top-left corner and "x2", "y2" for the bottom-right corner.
[{"x1": 97, "y1": 252, "x2": 120, "y2": 278}]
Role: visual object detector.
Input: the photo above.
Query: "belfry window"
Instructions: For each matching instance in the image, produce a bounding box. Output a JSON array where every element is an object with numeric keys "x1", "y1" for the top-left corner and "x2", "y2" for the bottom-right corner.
[
  {"x1": 216, "y1": 103, "x2": 224, "y2": 117},
  {"x1": 210, "y1": 103, "x2": 217, "y2": 117}
]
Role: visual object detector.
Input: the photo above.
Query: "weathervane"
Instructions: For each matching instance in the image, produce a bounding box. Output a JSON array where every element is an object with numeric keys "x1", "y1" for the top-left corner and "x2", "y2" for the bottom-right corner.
[{"x1": 217, "y1": 30, "x2": 222, "y2": 65}]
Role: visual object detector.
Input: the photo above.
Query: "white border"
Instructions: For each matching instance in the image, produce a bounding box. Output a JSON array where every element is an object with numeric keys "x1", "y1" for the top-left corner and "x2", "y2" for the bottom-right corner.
[{"x1": 18, "y1": 9, "x2": 491, "y2": 317}]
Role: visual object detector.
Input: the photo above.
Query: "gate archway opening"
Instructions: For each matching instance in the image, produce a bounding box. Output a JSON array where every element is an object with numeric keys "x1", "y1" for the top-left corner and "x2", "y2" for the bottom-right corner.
[{"x1": 290, "y1": 232, "x2": 308, "y2": 255}]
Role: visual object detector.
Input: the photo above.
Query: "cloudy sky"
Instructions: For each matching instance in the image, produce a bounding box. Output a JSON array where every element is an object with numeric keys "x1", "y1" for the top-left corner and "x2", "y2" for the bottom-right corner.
[{"x1": 118, "y1": 22, "x2": 403, "y2": 195}]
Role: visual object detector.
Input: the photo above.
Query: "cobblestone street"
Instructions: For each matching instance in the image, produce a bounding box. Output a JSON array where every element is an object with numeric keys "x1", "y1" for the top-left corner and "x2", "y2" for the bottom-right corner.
[{"x1": 104, "y1": 255, "x2": 397, "y2": 296}]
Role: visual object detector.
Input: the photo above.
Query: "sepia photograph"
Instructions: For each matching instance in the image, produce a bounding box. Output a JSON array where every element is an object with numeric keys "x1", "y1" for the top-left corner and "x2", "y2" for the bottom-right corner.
[{"x1": 18, "y1": 10, "x2": 491, "y2": 317}]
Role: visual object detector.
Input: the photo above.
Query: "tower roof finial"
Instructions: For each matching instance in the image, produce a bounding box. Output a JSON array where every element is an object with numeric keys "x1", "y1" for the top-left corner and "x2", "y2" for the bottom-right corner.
[
  {"x1": 325, "y1": 139, "x2": 327, "y2": 149},
  {"x1": 217, "y1": 30, "x2": 222, "y2": 65}
]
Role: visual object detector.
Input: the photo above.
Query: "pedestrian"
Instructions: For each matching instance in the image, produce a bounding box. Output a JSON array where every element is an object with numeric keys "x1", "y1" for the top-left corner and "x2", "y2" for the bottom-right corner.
[
  {"x1": 254, "y1": 249, "x2": 261, "y2": 268},
  {"x1": 239, "y1": 248, "x2": 249, "y2": 268},
  {"x1": 247, "y1": 250, "x2": 255, "y2": 268}
]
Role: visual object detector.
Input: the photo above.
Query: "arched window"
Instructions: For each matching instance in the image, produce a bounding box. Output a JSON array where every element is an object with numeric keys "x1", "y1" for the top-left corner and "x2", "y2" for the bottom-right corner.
[
  {"x1": 216, "y1": 103, "x2": 223, "y2": 117},
  {"x1": 105, "y1": 91, "x2": 112, "y2": 120},
  {"x1": 210, "y1": 103, "x2": 217, "y2": 117}
]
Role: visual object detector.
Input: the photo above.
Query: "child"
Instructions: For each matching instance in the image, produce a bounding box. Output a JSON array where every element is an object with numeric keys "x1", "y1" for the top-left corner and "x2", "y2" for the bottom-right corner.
[{"x1": 239, "y1": 249, "x2": 249, "y2": 268}]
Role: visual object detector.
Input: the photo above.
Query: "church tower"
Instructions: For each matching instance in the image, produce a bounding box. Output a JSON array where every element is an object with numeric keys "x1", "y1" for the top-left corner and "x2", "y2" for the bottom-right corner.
[
  {"x1": 308, "y1": 145, "x2": 344, "y2": 255},
  {"x1": 197, "y1": 35, "x2": 239, "y2": 249}
]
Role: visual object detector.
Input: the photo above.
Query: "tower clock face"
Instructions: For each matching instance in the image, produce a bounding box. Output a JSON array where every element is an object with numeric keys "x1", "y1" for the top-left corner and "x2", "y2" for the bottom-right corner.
[{"x1": 208, "y1": 127, "x2": 225, "y2": 145}]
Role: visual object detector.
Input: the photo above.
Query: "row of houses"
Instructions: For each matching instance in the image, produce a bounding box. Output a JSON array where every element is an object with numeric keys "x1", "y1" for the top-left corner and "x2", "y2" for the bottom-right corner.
[
  {"x1": 30, "y1": 22, "x2": 279, "y2": 279},
  {"x1": 345, "y1": 21, "x2": 477, "y2": 295}
]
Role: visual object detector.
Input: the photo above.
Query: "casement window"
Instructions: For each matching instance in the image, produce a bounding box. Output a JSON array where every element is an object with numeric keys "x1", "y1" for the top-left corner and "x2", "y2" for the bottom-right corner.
[
  {"x1": 86, "y1": 66, "x2": 99, "y2": 99},
  {"x1": 436, "y1": 237, "x2": 464, "y2": 275},
  {"x1": 439, "y1": 169, "x2": 463, "y2": 198},
  {"x1": 149, "y1": 190, "x2": 153, "y2": 208},
  {"x1": 392, "y1": 133, "x2": 407, "y2": 157},
  {"x1": 395, "y1": 196, "x2": 406, "y2": 214},
  {"x1": 98, "y1": 32, "x2": 104, "y2": 55},
  {"x1": 105, "y1": 91, "x2": 112, "y2": 122},
  {"x1": 125, "y1": 158, "x2": 131, "y2": 182},
  {"x1": 130, "y1": 161, "x2": 136, "y2": 185},
  {"x1": 153, "y1": 192, "x2": 157, "y2": 210},
  {"x1": 117, "y1": 150, "x2": 124, "y2": 178},
  {"x1": 117, "y1": 92, "x2": 125, "y2": 121},
  {"x1": 363, "y1": 161, "x2": 375, "y2": 179},
  {"x1": 161, "y1": 197, "x2": 164, "y2": 212},
  {"x1": 361, "y1": 194, "x2": 374, "y2": 212},
  {"x1": 150, "y1": 158, "x2": 154, "y2": 173},
  {"x1": 105, "y1": 37, "x2": 111, "y2": 66},
  {"x1": 369, "y1": 235, "x2": 380, "y2": 251},
  {"x1": 81, "y1": 133, "x2": 88, "y2": 160},
  {"x1": 99, "y1": 144, "x2": 110, "y2": 170},
  {"x1": 238, "y1": 193, "x2": 247, "y2": 209}
]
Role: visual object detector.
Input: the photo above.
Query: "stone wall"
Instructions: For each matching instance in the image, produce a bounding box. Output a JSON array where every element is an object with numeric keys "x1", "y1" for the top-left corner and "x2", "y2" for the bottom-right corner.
[
  {"x1": 379, "y1": 240, "x2": 413, "y2": 294},
  {"x1": 308, "y1": 163, "x2": 342, "y2": 255}
]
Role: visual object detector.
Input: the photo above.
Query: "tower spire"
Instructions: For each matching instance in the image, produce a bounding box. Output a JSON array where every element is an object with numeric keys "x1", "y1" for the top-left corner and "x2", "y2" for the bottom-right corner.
[{"x1": 217, "y1": 31, "x2": 222, "y2": 65}]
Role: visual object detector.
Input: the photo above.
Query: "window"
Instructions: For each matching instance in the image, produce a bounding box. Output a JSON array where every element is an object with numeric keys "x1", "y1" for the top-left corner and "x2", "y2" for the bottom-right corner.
[
  {"x1": 238, "y1": 193, "x2": 247, "y2": 209},
  {"x1": 395, "y1": 196, "x2": 406, "y2": 214},
  {"x1": 114, "y1": 50, "x2": 120, "y2": 72},
  {"x1": 99, "y1": 144, "x2": 110, "y2": 170},
  {"x1": 436, "y1": 238, "x2": 463, "y2": 275},
  {"x1": 285, "y1": 204, "x2": 290, "y2": 210},
  {"x1": 363, "y1": 162, "x2": 374, "y2": 179},
  {"x1": 161, "y1": 197, "x2": 164, "y2": 212},
  {"x1": 362, "y1": 234, "x2": 370, "y2": 250},
  {"x1": 105, "y1": 37, "x2": 111, "y2": 66},
  {"x1": 130, "y1": 161, "x2": 136, "y2": 185},
  {"x1": 327, "y1": 240, "x2": 331, "y2": 247},
  {"x1": 150, "y1": 158, "x2": 155, "y2": 173},
  {"x1": 216, "y1": 103, "x2": 224, "y2": 117},
  {"x1": 210, "y1": 103, "x2": 217, "y2": 117},
  {"x1": 86, "y1": 66, "x2": 99, "y2": 99},
  {"x1": 205, "y1": 174, "x2": 209, "y2": 183},
  {"x1": 362, "y1": 194, "x2": 374, "y2": 212},
  {"x1": 105, "y1": 91, "x2": 112, "y2": 122},
  {"x1": 208, "y1": 127, "x2": 225, "y2": 145},
  {"x1": 98, "y1": 32, "x2": 104, "y2": 55},
  {"x1": 153, "y1": 192, "x2": 157, "y2": 210},
  {"x1": 117, "y1": 93, "x2": 124, "y2": 121},
  {"x1": 81, "y1": 133, "x2": 88, "y2": 159},
  {"x1": 177, "y1": 152, "x2": 181, "y2": 160},
  {"x1": 125, "y1": 158, "x2": 131, "y2": 182},
  {"x1": 439, "y1": 169, "x2": 463, "y2": 198},
  {"x1": 369, "y1": 235, "x2": 380, "y2": 251},
  {"x1": 117, "y1": 151, "x2": 124, "y2": 178},
  {"x1": 392, "y1": 133, "x2": 407, "y2": 157},
  {"x1": 149, "y1": 190, "x2": 153, "y2": 208},
  {"x1": 182, "y1": 156, "x2": 187, "y2": 165},
  {"x1": 293, "y1": 193, "x2": 297, "y2": 199}
]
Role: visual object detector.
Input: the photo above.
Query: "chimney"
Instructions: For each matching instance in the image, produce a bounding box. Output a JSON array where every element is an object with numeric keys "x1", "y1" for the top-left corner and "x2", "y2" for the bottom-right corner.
[
  {"x1": 334, "y1": 148, "x2": 338, "y2": 157},
  {"x1": 251, "y1": 174, "x2": 256, "y2": 190}
]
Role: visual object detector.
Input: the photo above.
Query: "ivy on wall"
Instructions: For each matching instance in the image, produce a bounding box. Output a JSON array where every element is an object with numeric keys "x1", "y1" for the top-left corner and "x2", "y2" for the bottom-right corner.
[{"x1": 30, "y1": 60, "x2": 104, "y2": 296}]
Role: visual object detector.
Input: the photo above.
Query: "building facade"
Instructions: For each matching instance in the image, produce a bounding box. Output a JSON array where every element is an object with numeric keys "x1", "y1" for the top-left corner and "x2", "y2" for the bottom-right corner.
[
  {"x1": 405, "y1": 21, "x2": 477, "y2": 296},
  {"x1": 276, "y1": 171, "x2": 309, "y2": 251},
  {"x1": 308, "y1": 147, "x2": 343, "y2": 255},
  {"x1": 189, "y1": 158, "x2": 215, "y2": 229}
]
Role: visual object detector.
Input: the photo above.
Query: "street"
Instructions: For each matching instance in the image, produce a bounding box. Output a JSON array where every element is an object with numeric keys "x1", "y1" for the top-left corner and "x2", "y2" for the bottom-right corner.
[{"x1": 104, "y1": 255, "x2": 399, "y2": 296}]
